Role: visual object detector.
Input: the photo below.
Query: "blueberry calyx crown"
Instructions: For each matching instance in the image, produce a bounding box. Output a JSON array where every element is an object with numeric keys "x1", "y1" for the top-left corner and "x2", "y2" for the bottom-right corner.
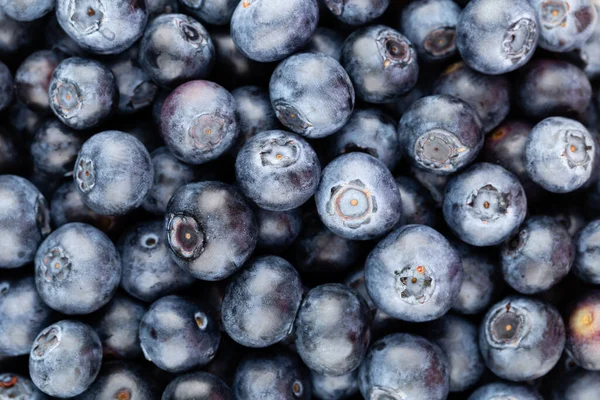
[
  {"x1": 69, "y1": 0, "x2": 105, "y2": 35},
  {"x1": 177, "y1": 19, "x2": 207, "y2": 47},
  {"x1": 466, "y1": 184, "x2": 511, "y2": 223},
  {"x1": 195, "y1": 311, "x2": 208, "y2": 330},
  {"x1": 141, "y1": 233, "x2": 159, "y2": 249},
  {"x1": 114, "y1": 389, "x2": 132, "y2": 400},
  {"x1": 541, "y1": 0, "x2": 570, "y2": 28},
  {"x1": 563, "y1": 130, "x2": 593, "y2": 169},
  {"x1": 76, "y1": 157, "x2": 96, "y2": 193},
  {"x1": 376, "y1": 30, "x2": 413, "y2": 69},
  {"x1": 167, "y1": 214, "x2": 205, "y2": 260},
  {"x1": 324, "y1": 0, "x2": 343, "y2": 16},
  {"x1": 292, "y1": 380, "x2": 304, "y2": 397},
  {"x1": 502, "y1": 18, "x2": 537, "y2": 62},
  {"x1": 0, "y1": 374, "x2": 18, "y2": 389},
  {"x1": 41, "y1": 247, "x2": 72, "y2": 282},
  {"x1": 32, "y1": 326, "x2": 61, "y2": 359},
  {"x1": 273, "y1": 102, "x2": 313, "y2": 133},
  {"x1": 487, "y1": 303, "x2": 529, "y2": 347},
  {"x1": 423, "y1": 27, "x2": 457, "y2": 58},
  {"x1": 326, "y1": 179, "x2": 378, "y2": 229},
  {"x1": 506, "y1": 228, "x2": 528, "y2": 254},
  {"x1": 259, "y1": 137, "x2": 300, "y2": 168},
  {"x1": 52, "y1": 81, "x2": 83, "y2": 118},
  {"x1": 394, "y1": 265, "x2": 435, "y2": 305},
  {"x1": 414, "y1": 129, "x2": 467, "y2": 172},
  {"x1": 0, "y1": 282, "x2": 9, "y2": 296},
  {"x1": 188, "y1": 112, "x2": 229, "y2": 151}
]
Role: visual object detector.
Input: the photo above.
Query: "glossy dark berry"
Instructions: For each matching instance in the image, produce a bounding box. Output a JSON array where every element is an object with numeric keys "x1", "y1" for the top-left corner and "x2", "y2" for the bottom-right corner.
[
  {"x1": 365, "y1": 224, "x2": 463, "y2": 322},
  {"x1": 29, "y1": 320, "x2": 103, "y2": 397},
  {"x1": 468, "y1": 382, "x2": 543, "y2": 400},
  {"x1": 79, "y1": 361, "x2": 161, "y2": 400},
  {"x1": 479, "y1": 296, "x2": 565, "y2": 381},
  {"x1": 236, "y1": 130, "x2": 321, "y2": 211},
  {"x1": 139, "y1": 295, "x2": 220, "y2": 373},
  {"x1": 359, "y1": 333, "x2": 450, "y2": 400},
  {"x1": 256, "y1": 207, "x2": 302, "y2": 251},
  {"x1": 49, "y1": 57, "x2": 118, "y2": 130},
  {"x1": 30, "y1": 119, "x2": 84, "y2": 177},
  {"x1": 34, "y1": 222, "x2": 121, "y2": 314},
  {"x1": 230, "y1": 0, "x2": 319, "y2": 62},
  {"x1": 398, "y1": 94, "x2": 484, "y2": 175},
  {"x1": 165, "y1": 181, "x2": 257, "y2": 280},
  {"x1": 315, "y1": 153, "x2": 402, "y2": 240},
  {"x1": 0, "y1": 373, "x2": 46, "y2": 399},
  {"x1": 341, "y1": 25, "x2": 419, "y2": 103},
  {"x1": 574, "y1": 219, "x2": 600, "y2": 284},
  {"x1": 222, "y1": 255, "x2": 303, "y2": 348},
  {"x1": 443, "y1": 163, "x2": 527, "y2": 247},
  {"x1": 394, "y1": 176, "x2": 436, "y2": 227},
  {"x1": 162, "y1": 371, "x2": 234, "y2": 400},
  {"x1": 565, "y1": 289, "x2": 600, "y2": 370}
]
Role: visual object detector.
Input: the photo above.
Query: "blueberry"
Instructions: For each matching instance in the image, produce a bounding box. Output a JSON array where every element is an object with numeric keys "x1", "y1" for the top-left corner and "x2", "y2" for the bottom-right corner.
[
  {"x1": 529, "y1": 0, "x2": 597, "y2": 52},
  {"x1": 162, "y1": 371, "x2": 233, "y2": 400},
  {"x1": 341, "y1": 25, "x2": 419, "y2": 103},
  {"x1": 74, "y1": 131, "x2": 153, "y2": 215},
  {"x1": 14, "y1": 50, "x2": 62, "y2": 113},
  {"x1": 119, "y1": 220, "x2": 195, "y2": 302},
  {"x1": 56, "y1": 0, "x2": 148, "y2": 55},
  {"x1": 79, "y1": 361, "x2": 161, "y2": 400},
  {"x1": 359, "y1": 333, "x2": 450, "y2": 400},
  {"x1": 142, "y1": 147, "x2": 197, "y2": 215},
  {"x1": 394, "y1": 176, "x2": 436, "y2": 227},
  {"x1": 34, "y1": 222, "x2": 121, "y2": 314},
  {"x1": 310, "y1": 370, "x2": 358, "y2": 400},
  {"x1": 565, "y1": 289, "x2": 600, "y2": 370},
  {"x1": 452, "y1": 242, "x2": 499, "y2": 315},
  {"x1": 180, "y1": 0, "x2": 238, "y2": 25},
  {"x1": 0, "y1": 276, "x2": 54, "y2": 357},
  {"x1": 433, "y1": 61, "x2": 510, "y2": 134},
  {"x1": 0, "y1": 175, "x2": 50, "y2": 269},
  {"x1": 236, "y1": 130, "x2": 321, "y2": 211},
  {"x1": 400, "y1": 0, "x2": 461, "y2": 63},
  {"x1": 574, "y1": 219, "x2": 600, "y2": 284},
  {"x1": 8, "y1": 100, "x2": 44, "y2": 137},
  {"x1": 479, "y1": 296, "x2": 565, "y2": 381},
  {"x1": 0, "y1": 9, "x2": 36, "y2": 57},
  {"x1": 0, "y1": 373, "x2": 46, "y2": 399},
  {"x1": 323, "y1": 0, "x2": 389, "y2": 25},
  {"x1": 222, "y1": 256, "x2": 303, "y2": 347},
  {"x1": 50, "y1": 182, "x2": 120, "y2": 232},
  {"x1": 580, "y1": 7, "x2": 600, "y2": 79},
  {"x1": 294, "y1": 283, "x2": 371, "y2": 375},
  {"x1": 365, "y1": 224, "x2": 463, "y2": 322},
  {"x1": 138, "y1": 14, "x2": 214, "y2": 88},
  {"x1": 501, "y1": 216, "x2": 574, "y2": 294},
  {"x1": 256, "y1": 208, "x2": 302, "y2": 251},
  {"x1": 329, "y1": 108, "x2": 400, "y2": 171},
  {"x1": 0, "y1": 61, "x2": 13, "y2": 112},
  {"x1": 29, "y1": 320, "x2": 103, "y2": 397},
  {"x1": 165, "y1": 181, "x2": 257, "y2": 280},
  {"x1": 550, "y1": 367, "x2": 600, "y2": 400},
  {"x1": 398, "y1": 94, "x2": 484, "y2": 175},
  {"x1": 525, "y1": 117, "x2": 596, "y2": 193},
  {"x1": 315, "y1": 153, "x2": 402, "y2": 240},
  {"x1": 108, "y1": 46, "x2": 158, "y2": 114},
  {"x1": 49, "y1": 57, "x2": 118, "y2": 130},
  {"x1": 230, "y1": 0, "x2": 319, "y2": 62},
  {"x1": 443, "y1": 163, "x2": 527, "y2": 247},
  {"x1": 30, "y1": 120, "x2": 84, "y2": 177},
  {"x1": 303, "y1": 27, "x2": 344, "y2": 62},
  {"x1": 160, "y1": 80, "x2": 238, "y2": 164},
  {"x1": 233, "y1": 349, "x2": 310, "y2": 400},
  {"x1": 231, "y1": 86, "x2": 279, "y2": 153},
  {"x1": 457, "y1": 0, "x2": 539, "y2": 75},
  {"x1": 0, "y1": 0, "x2": 54, "y2": 21},
  {"x1": 270, "y1": 53, "x2": 354, "y2": 139},
  {"x1": 468, "y1": 382, "x2": 543, "y2": 400},
  {"x1": 90, "y1": 293, "x2": 146, "y2": 359},
  {"x1": 139, "y1": 295, "x2": 220, "y2": 372}
]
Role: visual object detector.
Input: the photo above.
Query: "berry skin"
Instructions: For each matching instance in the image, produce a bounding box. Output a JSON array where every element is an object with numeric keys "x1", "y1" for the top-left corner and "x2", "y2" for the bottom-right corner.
[
  {"x1": 78, "y1": 361, "x2": 161, "y2": 400},
  {"x1": 400, "y1": 0, "x2": 461, "y2": 63},
  {"x1": 550, "y1": 368, "x2": 600, "y2": 400},
  {"x1": 479, "y1": 296, "x2": 565, "y2": 381},
  {"x1": 0, "y1": 0, "x2": 54, "y2": 21},
  {"x1": 0, "y1": 373, "x2": 46, "y2": 399},
  {"x1": 230, "y1": 0, "x2": 319, "y2": 62},
  {"x1": 222, "y1": 256, "x2": 303, "y2": 348},
  {"x1": 0, "y1": 175, "x2": 51, "y2": 269},
  {"x1": 160, "y1": 80, "x2": 239, "y2": 165},
  {"x1": 235, "y1": 130, "x2": 321, "y2": 211},
  {"x1": 256, "y1": 207, "x2": 302, "y2": 251},
  {"x1": 525, "y1": 117, "x2": 596, "y2": 193},
  {"x1": 294, "y1": 283, "x2": 371, "y2": 375},
  {"x1": 139, "y1": 295, "x2": 220, "y2": 373},
  {"x1": 0, "y1": 9, "x2": 36, "y2": 57},
  {"x1": 398, "y1": 94, "x2": 484, "y2": 175},
  {"x1": 324, "y1": 0, "x2": 389, "y2": 25},
  {"x1": 341, "y1": 25, "x2": 419, "y2": 103},
  {"x1": 0, "y1": 276, "x2": 54, "y2": 357},
  {"x1": 48, "y1": 57, "x2": 118, "y2": 130},
  {"x1": 574, "y1": 219, "x2": 600, "y2": 284},
  {"x1": 501, "y1": 216, "x2": 574, "y2": 294},
  {"x1": 162, "y1": 372, "x2": 234, "y2": 400},
  {"x1": 14, "y1": 50, "x2": 62, "y2": 113},
  {"x1": 443, "y1": 163, "x2": 528, "y2": 247},
  {"x1": 315, "y1": 153, "x2": 402, "y2": 241},
  {"x1": 456, "y1": 0, "x2": 539, "y2": 75},
  {"x1": 165, "y1": 181, "x2": 257, "y2": 280},
  {"x1": 304, "y1": 27, "x2": 344, "y2": 62},
  {"x1": 138, "y1": 14, "x2": 214, "y2": 89},
  {"x1": 29, "y1": 320, "x2": 103, "y2": 398},
  {"x1": 270, "y1": 53, "x2": 355, "y2": 139},
  {"x1": 365, "y1": 224, "x2": 463, "y2": 322},
  {"x1": 565, "y1": 289, "x2": 600, "y2": 370},
  {"x1": 310, "y1": 370, "x2": 358, "y2": 400},
  {"x1": 359, "y1": 333, "x2": 450, "y2": 400},
  {"x1": 74, "y1": 131, "x2": 154, "y2": 215},
  {"x1": 56, "y1": 0, "x2": 148, "y2": 55},
  {"x1": 30, "y1": 119, "x2": 84, "y2": 177},
  {"x1": 119, "y1": 220, "x2": 195, "y2": 303},
  {"x1": 180, "y1": 0, "x2": 238, "y2": 25},
  {"x1": 34, "y1": 222, "x2": 121, "y2": 315},
  {"x1": 468, "y1": 382, "x2": 543, "y2": 400}
]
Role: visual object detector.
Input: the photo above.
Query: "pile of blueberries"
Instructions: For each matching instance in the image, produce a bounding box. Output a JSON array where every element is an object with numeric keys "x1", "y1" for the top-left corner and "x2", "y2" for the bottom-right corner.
[{"x1": 3, "y1": 0, "x2": 600, "y2": 398}]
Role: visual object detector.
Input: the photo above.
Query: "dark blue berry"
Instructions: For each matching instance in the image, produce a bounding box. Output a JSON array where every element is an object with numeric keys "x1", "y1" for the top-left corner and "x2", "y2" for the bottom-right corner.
[{"x1": 162, "y1": 372, "x2": 233, "y2": 400}]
